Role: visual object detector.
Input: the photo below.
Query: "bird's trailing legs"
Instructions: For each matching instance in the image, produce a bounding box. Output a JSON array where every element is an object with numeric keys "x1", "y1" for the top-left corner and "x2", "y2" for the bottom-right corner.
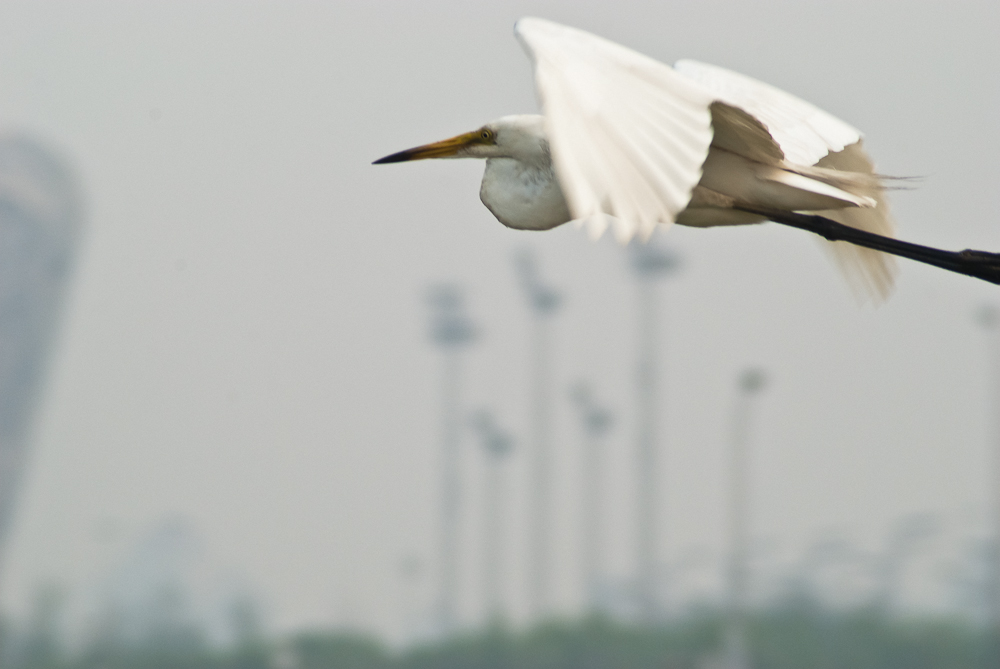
[{"x1": 734, "y1": 205, "x2": 1000, "y2": 286}]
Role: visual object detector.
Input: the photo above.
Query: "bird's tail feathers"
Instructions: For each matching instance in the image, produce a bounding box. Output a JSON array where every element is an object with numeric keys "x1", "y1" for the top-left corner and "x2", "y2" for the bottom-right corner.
[
  {"x1": 783, "y1": 162, "x2": 884, "y2": 203},
  {"x1": 812, "y1": 141, "x2": 899, "y2": 303},
  {"x1": 816, "y1": 205, "x2": 898, "y2": 303}
]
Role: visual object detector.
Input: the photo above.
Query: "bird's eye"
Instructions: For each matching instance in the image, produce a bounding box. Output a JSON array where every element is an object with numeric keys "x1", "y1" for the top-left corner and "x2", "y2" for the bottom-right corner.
[{"x1": 481, "y1": 129, "x2": 493, "y2": 140}]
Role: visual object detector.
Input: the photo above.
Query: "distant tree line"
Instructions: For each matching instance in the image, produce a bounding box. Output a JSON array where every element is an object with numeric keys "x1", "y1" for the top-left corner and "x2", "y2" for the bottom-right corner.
[{"x1": 1, "y1": 597, "x2": 996, "y2": 669}]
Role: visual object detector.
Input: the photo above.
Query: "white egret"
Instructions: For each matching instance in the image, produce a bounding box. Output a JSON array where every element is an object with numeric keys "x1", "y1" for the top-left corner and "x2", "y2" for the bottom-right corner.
[{"x1": 375, "y1": 18, "x2": 1000, "y2": 294}]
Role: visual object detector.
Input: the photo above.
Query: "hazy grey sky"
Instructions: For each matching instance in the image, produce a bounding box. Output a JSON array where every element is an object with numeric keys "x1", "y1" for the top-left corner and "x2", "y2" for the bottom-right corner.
[{"x1": 1, "y1": 0, "x2": 999, "y2": 640}]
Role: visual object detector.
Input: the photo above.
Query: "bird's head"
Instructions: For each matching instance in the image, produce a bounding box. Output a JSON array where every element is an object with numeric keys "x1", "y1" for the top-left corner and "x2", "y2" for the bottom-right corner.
[{"x1": 373, "y1": 115, "x2": 547, "y2": 165}]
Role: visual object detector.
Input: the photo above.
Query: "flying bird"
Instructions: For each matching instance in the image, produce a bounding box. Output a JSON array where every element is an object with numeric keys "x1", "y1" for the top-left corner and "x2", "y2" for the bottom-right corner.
[{"x1": 374, "y1": 18, "x2": 1000, "y2": 295}]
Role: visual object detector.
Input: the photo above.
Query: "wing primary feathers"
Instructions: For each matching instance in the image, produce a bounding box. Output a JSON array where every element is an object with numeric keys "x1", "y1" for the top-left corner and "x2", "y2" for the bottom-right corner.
[{"x1": 516, "y1": 17, "x2": 714, "y2": 239}]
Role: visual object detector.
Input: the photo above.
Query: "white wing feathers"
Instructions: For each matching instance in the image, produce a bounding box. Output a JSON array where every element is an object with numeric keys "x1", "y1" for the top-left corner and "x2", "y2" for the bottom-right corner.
[
  {"x1": 515, "y1": 18, "x2": 716, "y2": 242},
  {"x1": 673, "y1": 59, "x2": 862, "y2": 166},
  {"x1": 672, "y1": 60, "x2": 896, "y2": 300}
]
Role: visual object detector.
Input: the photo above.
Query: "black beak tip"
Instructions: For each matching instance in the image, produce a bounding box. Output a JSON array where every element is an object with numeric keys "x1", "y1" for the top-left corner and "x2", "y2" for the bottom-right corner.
[{"x1": 372, "y1": 151, "x2": 409, "y2": 165}]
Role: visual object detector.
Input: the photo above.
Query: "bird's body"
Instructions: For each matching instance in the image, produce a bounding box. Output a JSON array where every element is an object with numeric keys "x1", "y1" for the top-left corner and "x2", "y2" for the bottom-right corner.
[
  {"x1": 375, "y1": 18, "x2": 898, "y2": 298},
  {"x1": 480, "y1": 154, "x2": 570, "y2": 231}
]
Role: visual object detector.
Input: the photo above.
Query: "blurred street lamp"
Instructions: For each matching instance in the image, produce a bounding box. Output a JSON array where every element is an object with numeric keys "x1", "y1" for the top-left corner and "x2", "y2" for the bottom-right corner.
[
  {"x1": 570, "y1": 381, "x2": 614, "y2": 613},
  {"x1": 398, "y1": 554, "x2": 424, "y2": 644},
  {"x1": 426, "y1": 284, "x2": 477, "y2": 635},
  {"x1": 725, "y1": 368, "x2": 767, "y2": 669},
  {"x1": 471, "y1": 410, "x2": 514, "y2": 624},
  {"x1": 976, "y1": 304, "x2": 1000, "y2": 652},
  {"x1": 629, "y1": 238, "x2": 680, "y2": 622},
  {"x1": 513, "y1": 249, "x2": 562, "y2": 620}
]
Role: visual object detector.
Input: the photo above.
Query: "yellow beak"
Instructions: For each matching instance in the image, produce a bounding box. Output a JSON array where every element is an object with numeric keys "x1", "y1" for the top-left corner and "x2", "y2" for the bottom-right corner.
[{"x1": 373, "y1": 130, "x2": 485, "y2": 164}]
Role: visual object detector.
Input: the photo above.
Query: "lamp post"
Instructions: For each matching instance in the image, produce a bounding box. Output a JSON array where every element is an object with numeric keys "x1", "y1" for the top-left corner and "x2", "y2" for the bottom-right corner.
[
  {"x1": 629, "y1": 239, "x2": 680, "y2": 622},
  {"x1": 471, "y1": 410, "x2": 514, "y2": 624},
  {"x1": 513, "y1": 249, "x2": 561, "y2": 620},
  {"x1": 725, "y1": 368, "x2": 766, "y2": 669},
  {"x1": 426, "y1": 285, "x2": 476, "y2": 635},
  {"x1": 398, "y1": 554, "x2": 423, "y2": 645},
  {"x1": 977, "y1": 305, "x2": 1000, "y2": 653},
  {"x1": 570, "y1": 381, "x2": 614, "y2": 614}
]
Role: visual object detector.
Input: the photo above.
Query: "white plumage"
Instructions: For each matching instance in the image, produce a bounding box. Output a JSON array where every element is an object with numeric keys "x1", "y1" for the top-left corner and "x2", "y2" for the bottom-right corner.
[{"x1": 375, "y1": 17, "x2": 897, "y2": 299}]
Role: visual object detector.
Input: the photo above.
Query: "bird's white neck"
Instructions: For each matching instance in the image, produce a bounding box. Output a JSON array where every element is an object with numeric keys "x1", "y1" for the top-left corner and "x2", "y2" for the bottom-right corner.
[{"x1": 485, "y1": 114, "x2": 551, "y2": 165}]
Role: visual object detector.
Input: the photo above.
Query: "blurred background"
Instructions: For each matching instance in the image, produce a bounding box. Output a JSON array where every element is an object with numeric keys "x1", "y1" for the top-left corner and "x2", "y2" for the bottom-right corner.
[{"x1": 1, "y1": 1, "x2": 999, "y2": 667}]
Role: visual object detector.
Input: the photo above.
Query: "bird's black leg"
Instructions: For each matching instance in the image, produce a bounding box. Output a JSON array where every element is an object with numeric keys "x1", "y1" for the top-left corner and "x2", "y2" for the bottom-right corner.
[{"x1": 734, "y1": 206, "x2": 1000, "y2": 286}]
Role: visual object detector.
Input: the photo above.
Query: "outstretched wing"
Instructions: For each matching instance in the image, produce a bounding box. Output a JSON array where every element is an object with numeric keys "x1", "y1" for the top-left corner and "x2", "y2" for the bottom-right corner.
[
  {"x1": 674, "y1": 60, "x2": 897, "y2": 301},
  {"x1": 673, "y1": 59, "x2": 862, "y2": 167},
  {"x1": 515, "y1": 17, "x2": 716, "y2": 242}
]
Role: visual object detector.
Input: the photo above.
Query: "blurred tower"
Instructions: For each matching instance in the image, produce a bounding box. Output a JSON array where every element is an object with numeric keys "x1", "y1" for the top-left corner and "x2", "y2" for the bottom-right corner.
[
  {"x1": 470, "y1": 410, "x2": 514, "y2": 624},
  {"x1": 976, "y1": 304, "x2": 1000, "y2": 646},
  {"x1": 570, "y1": 381, "x2": 614, "y2": 614},
  {"x1": 426, "y1": 285, "x2": 476, "y2": 634},
  {"x1": 628, "y1": 239, "x2": 679, "y2": 622},
  {"x1": 513, "y1": 249, "x2": 561, "y2": 620},
  {"x1": 0, "y1": 134, "x2": 82, "y2": 573},
  {"x1": 725, "y1": 368, "x2": 766, "y2": 669}
]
